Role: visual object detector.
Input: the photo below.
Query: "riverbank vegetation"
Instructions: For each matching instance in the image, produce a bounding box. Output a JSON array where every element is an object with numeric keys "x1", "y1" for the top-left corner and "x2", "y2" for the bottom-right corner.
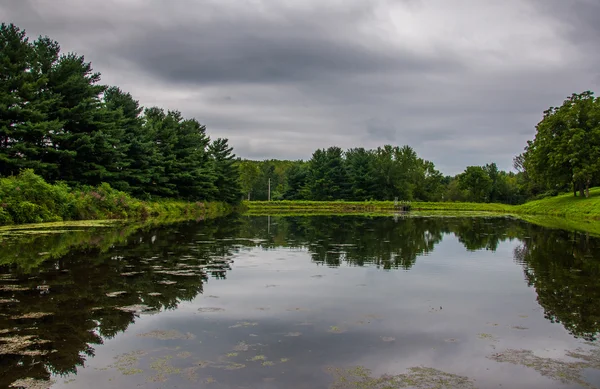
[
  {"x1": 0, "y1": 170, "x2": 234, "y2": 225},
  {"x1": 246, "y1": 188, "x2": 600, "y2": 221}
]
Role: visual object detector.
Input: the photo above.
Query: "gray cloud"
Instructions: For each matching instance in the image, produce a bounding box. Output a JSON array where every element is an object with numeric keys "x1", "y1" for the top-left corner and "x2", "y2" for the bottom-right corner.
[{"x1": 1, "y1": 0, "x2": 598, "y2": 174}]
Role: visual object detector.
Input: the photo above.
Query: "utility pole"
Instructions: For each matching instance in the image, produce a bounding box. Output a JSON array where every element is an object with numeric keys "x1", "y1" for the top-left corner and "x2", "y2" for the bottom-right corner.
[{"x1": 268, "y1": 178, "x2": 271, "y2": 201}]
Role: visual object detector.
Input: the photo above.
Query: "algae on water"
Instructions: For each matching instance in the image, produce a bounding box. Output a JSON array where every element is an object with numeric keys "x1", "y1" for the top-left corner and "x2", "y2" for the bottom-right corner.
[
  {"x1": 489, "y1": 346, "x2": 600, "y2": 388},
  {"x1": 326, "y1": 365, "x2": 476, "y2": 389}
]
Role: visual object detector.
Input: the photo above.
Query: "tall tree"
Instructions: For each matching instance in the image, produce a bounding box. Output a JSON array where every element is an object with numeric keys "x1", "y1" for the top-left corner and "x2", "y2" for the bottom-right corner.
[
  {"x1": 522, "y1": 92, "x2": 600, "y2": 197},
  {"x1": 458, "y1": 166, "x2": 493, "y2": 202},
  {"x1": 0, "y1": 24, "x2": 63, "y2": 178},
  {"x1": 210, "y1": 138, "x2": 242, "y2": 203},
  {"x1": 306, "y1": 147, "x2": 349, "y2": 200},
  {"x1": 345, "y1": 148, "x2": 377, "y2": 200}
]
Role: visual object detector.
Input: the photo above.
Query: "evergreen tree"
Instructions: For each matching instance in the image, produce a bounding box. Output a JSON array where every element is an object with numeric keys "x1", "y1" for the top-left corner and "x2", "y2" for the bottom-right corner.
[
  {"x1": 283, "y1": 162, "x2": 308, "y2": 200},
  {"x1": 0, "y1": 24, "x2": 63, "y2": 178},
  {"x1": 44, "y1": 53, "x2": 124, "y2": 185},
  {"x1": 210, "y1": 138, "x2": 242, "y2": 203},
  {"x1": 171, "y1": 118, "x2": 216, "y2": 200},
  {"x1": 345, "y1": 148, "x2": 377, "y2": 200}
]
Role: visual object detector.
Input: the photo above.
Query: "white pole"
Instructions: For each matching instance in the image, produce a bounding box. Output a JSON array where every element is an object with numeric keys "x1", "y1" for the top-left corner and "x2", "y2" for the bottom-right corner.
[{"x1": 268, "y1": 178, "x2": 271, "y2": 201}]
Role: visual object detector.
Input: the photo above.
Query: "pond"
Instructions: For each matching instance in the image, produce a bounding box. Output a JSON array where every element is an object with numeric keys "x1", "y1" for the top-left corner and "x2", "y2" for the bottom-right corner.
[{"x1": 1, "y1": 215, "x2": 600, "y2": 389}]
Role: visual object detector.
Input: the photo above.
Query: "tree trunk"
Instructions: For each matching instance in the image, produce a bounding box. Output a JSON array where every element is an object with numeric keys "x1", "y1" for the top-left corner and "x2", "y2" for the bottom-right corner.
[
  {"x1": 585, "y1": 179, "x2": 590, "y2": 198},
  {"x1": 574, "y1": 181, "x2": 577, "y2": 197},
  {"x1": 580, "y1": 183, "x2": 585, "y2": 198}
]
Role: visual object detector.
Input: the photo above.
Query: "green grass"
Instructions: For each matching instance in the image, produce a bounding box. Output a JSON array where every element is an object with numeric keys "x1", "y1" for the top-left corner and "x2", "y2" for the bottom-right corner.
[
  {"x1": 515, "y1": 187, "x2": 600, "y2": 218},
  {"x1": 245, "y1": 190, "x2": 600, "y2": 220},
  {"x1": 244, "y1": 200, "x2": 513, "y2": 215}
]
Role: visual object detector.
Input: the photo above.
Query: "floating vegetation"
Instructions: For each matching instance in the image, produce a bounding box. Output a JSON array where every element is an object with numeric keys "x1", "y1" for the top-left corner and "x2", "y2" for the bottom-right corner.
[
  {"x1": 233, "y1": 341, "x2": 250, "y2": 352},
  {"x1": 9, "y1": 378, "x2": 55, "y2": 389},
  {"x1": 224, "y1": 362, "x2": 246, "y2": 370},
  {"x1": 280, "y1": 358, "x2": 289, "y2": 363},
  {"x1": 137, "y1": 330, "x2": 195, "y2": 340},
  {"x1": 381, "y1": 336, "x2": 396, "y2": 342},
  {"x1": 229, "y1": 321, "x2": 258, "y2": 328},
  {"x1": 106, "y1": 291, "x2": 127, "y2": 297},
  {"x1": 250, "y1": 355, "x2": 267, "y2": 361},
  {"x1": 0, "y1": 285, "x2": 28, "y2": 291},
  {"x1": 117, "y1": 304, "x2": 157, "y2": 314},
  {"x1": 328, "y1": 326, "x2": 345, "y2": 333},
  {"x1": 327, "y1": 366, "x2": 476, "y2": 389},
  {"x1": 157, "y1": 280, "x2": 177, "y2": 285},
  {"x1": 120, "y1": 272, "x2": 142, "y2": 276},
  {"x1": 489, "y1": 347, "x2": 600, "y2": 388},
  {"x1": 197, "y1": 307, "x2": 225, "y2": 313},
  {"x1": 0, "y1": 334, "x2": 51, "y2": 356},
  {"x1": 477, "y1": 333, "x2": 497, "y2": 341},
  {"x1": 285, "y1": 332, "x2": 302, "y2": 337},
  {"x1": 226, "y1": 352, "x2": 239, "y2": 357},
  {"x1": 511, "y1": 326, "x2": 528, "y2": 330},
  {"x1": 111, "y1": 350, "x2": 147, "y2": 376},
  {"x1": 262, "y1": 361, "x2": 275, "y2": 366},
  {"x1": 10, "y1": 312, "x2": 53, "y2": 320},
  {"x1": 147, "y1": 355, "x2": 181, "y2": 383},
  {"x1": 177, "y1": 351, "x2": 192, "y2": 359}
]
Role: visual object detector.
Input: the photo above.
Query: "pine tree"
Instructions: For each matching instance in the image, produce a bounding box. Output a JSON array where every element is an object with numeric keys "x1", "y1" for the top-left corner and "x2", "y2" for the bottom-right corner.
[
  {"x1": 171, "y1": 118, "x2": 216, "y2": 200},
  {"x1": 0, "y1": 24, "x2": 63, "y2": 178},
  {"x1": 209, "y1": 138, "x2": 242, "y2": 203}
]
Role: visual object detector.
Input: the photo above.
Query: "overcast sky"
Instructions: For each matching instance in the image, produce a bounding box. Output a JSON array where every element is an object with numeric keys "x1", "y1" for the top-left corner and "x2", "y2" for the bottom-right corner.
[{"x1": 2, "y1": 0, "x2": 598, "y2": 174}]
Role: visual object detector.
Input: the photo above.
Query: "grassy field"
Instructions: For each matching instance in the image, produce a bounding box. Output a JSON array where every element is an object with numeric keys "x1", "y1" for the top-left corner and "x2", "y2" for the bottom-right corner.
[
  {"x1": 244, "y1": 200, "x2": 515, "y2": 215},
  {"x1": 245, "y1": 189, "x2": 600, "y2": 220}
]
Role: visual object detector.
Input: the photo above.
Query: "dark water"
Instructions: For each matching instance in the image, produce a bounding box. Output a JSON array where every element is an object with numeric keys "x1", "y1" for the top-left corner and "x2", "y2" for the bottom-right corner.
[{"x1": 1, "y1": 215, "x2": 600, "y2": 389}]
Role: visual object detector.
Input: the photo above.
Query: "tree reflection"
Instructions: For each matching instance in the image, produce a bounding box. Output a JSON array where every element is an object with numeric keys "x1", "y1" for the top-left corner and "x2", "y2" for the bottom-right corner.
[
  {"x1": 2, "y1": 214, "x2": 600, "y2": 386},
  {"x1": 0, "y1": 216, "x2": 244, "y2": 387},
  {"x1": 514, "y1": 227, "x2": 600, "y2": 341}
]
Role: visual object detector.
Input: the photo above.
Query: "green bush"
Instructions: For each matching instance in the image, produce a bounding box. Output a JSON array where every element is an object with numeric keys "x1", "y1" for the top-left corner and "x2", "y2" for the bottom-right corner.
[{"x1": 0, "y1": 170, "x2": 232, "y2": 226}]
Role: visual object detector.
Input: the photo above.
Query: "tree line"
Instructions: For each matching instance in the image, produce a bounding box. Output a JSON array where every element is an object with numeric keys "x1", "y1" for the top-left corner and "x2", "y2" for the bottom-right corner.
[
  {"x1": 0, "y1": 23, "x2": 242, "y2": 203},
  {"x1": 240, "y1": 91, "x2": 600, "y2": 204},
  {"x1": 239, "y1": 146, "x2": 526, "y2": 203}
]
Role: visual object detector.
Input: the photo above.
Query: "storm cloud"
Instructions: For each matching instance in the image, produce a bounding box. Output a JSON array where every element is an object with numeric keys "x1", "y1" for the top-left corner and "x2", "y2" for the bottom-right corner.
[{"x1": 1, "y1": 0, "x2": 598, "y2": 174}]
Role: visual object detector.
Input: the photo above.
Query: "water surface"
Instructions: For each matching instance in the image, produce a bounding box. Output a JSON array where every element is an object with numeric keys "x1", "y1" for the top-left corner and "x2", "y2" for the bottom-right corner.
[{"x1": 1, "y1": 215, "x2": 600, "y2": 388}]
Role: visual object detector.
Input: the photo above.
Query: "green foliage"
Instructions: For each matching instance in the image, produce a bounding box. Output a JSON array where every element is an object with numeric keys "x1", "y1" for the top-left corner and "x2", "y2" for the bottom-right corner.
[
  {"x1": 0, "y1": 170, "x2": 233, "y2": 225},
  {"x1": 0, "y1": 23, "x2": 240, "y2": 205},
  {"x1": 521, "y1": 91, "x2": 600, "y2": 197},
  {"x1": 246, "y1": 187, "x2": 600, "y2": 221},
  {"x1": 210, "y1": 138, "x2": 242, "y2": 203}
]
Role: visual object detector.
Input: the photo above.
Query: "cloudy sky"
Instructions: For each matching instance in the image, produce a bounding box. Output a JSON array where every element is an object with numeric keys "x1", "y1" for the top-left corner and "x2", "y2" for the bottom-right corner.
[{"x1": 2, "y1": 0, "x2": 598, "y2": 174}]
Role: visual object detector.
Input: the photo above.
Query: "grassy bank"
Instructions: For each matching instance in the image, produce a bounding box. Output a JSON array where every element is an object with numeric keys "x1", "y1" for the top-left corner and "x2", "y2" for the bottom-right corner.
[
  {"x1": 0, "y1": 170, "x2": 237, "y2": 225},
  {"x1": 244, "y1": 200, "x2": 514, "y2": 215},
  {"x1": 244, "y1": 189, "x2": 600, "y2": 220}
]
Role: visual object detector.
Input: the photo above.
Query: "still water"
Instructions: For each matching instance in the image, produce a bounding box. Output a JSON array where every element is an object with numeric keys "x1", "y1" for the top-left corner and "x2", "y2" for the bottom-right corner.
[{"x1": 1, "y1": 215, "x2": 600, "y2": 389}]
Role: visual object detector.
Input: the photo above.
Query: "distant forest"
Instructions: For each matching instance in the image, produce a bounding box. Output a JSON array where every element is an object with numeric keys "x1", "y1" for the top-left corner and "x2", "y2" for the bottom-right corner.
[
  {"x1": 2, "y1": 23, "x2": 600, "y2": 205},
  {"x1": 240, "y1": 91, "x2": 600, "y2": 204}
]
